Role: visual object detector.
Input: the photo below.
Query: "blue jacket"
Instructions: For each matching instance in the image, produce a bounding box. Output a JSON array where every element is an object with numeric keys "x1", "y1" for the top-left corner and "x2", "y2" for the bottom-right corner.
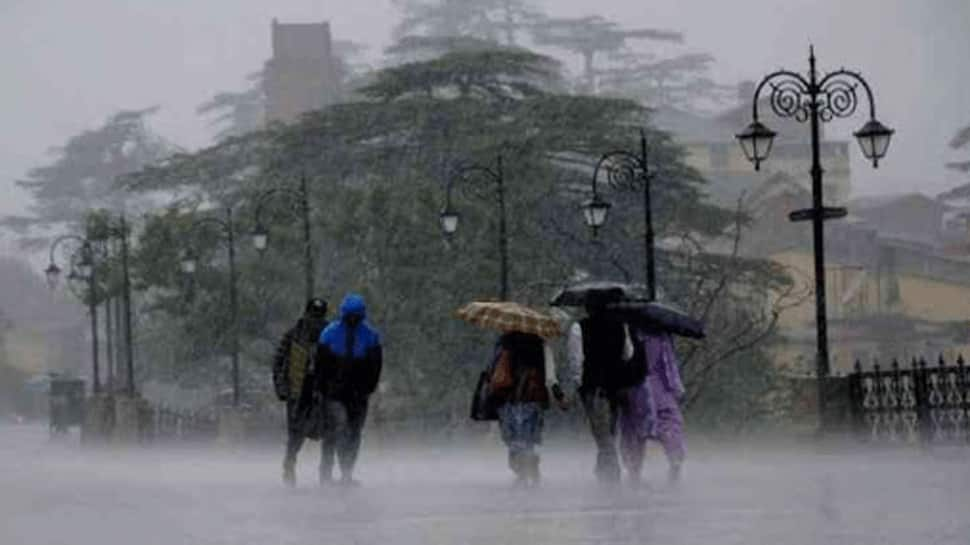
[{"x1": 315, "y1": 294, "x2": 383, "y2": 399}]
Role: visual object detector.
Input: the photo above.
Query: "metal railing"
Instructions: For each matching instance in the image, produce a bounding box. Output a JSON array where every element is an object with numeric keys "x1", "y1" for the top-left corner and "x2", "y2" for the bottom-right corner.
[{"x1": 848, "y1": 355, "x2": 970, "y2": 444}]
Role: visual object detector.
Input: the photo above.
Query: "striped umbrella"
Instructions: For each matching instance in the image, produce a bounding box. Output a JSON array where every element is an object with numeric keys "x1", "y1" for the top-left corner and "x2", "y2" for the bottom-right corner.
[{"x1": 455, "y1": 301, "x2": 562, "y2": 339}]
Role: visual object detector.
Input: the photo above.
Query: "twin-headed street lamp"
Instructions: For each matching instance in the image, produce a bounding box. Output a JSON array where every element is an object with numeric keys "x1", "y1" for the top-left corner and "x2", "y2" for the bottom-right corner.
[
  {"x1": 251, "y1": 175, "x2": 315, "y2": 302},
  {"x1": 180, "y1": 208, "x2": 242, "y2": 407},
  {"x1": 46, "y1": 214, "x2": 136, "y2": 397},
  {"x1": 736, "y1": 46, "x2": 893, "y2": 428},
  {"x1": 46, "y1": 236, "x2": 100, "y2": 393},
  {"x1": 439, "y1": 153, "x2": 510, "y2": 301},
  {"x1": 180, "y1": 185, "x2": 315, "y2": 407}
]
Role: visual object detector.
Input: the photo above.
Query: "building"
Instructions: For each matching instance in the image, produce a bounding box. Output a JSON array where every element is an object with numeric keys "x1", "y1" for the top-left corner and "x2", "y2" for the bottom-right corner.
[
  {"x1": 263, "y1": 19, "x2": 341, "y2": 124},
  {"x1": 748, "y1": 187, "x2": 970, "y2": 374},
  {"x1": 653, "y1": 82, "x2": 852, "y2": 208}
]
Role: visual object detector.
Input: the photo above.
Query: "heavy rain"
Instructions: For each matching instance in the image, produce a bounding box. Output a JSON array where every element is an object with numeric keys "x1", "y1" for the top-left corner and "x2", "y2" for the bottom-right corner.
[{"x1": 2, "y1": 1, "x2": 970, "y2": 544}]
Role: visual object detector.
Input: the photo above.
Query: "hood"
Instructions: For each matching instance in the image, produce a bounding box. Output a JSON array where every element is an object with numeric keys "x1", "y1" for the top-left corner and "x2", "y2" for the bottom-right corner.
[{"x1": 339, "y1": 293, "x2": 367, "y2": 320}]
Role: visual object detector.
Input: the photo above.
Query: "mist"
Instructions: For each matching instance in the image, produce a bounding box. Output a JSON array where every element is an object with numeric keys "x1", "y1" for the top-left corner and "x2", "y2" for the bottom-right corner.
[
  {"x1": 2, "y1": 1, "x2": 970, "y2": 544},
  {"x1": 1, "y1": 0, "x2": 969, "y2": 223}
]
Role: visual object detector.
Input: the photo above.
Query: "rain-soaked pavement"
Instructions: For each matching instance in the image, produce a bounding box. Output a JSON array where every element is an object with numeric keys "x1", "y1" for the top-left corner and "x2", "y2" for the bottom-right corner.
[{"x1": 1, "y1": 422, "x2": 969, "y2": 545}]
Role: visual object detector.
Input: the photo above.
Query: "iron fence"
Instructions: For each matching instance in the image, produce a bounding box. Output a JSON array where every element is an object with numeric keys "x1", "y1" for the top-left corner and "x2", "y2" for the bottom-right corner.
[{"x1": 848, "y1": 355, "x2": 970, "y2": 444}]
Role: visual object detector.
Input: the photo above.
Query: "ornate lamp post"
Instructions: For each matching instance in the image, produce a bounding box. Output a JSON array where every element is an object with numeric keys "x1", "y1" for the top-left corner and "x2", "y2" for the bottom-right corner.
[
  {"x1": 736, "y1": 46, "x2": 894, "y2": 428},
  {"x1": 581, "y1": 129, "x2": 657, "y2": 301},
  {"x1": 252, "y1": 174, "x2": 314, "y2": 301},
  {"x1": 439, "y1": 153, "x2": 510, "y2": 301},
  {"x1": 46, "y1": 236, "x2": 100, "y2": 393},
  {"x1": 95, "y1": 214, "x2": 136, "y2": 397},
  {"x1": 181, "y1": 208, "x2": 242, "y2": 407}
]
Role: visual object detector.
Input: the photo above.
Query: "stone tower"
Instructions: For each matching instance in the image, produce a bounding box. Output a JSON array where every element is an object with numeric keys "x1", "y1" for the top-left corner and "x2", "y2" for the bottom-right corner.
[{"x1": 264, "y1": 19, "x2": 341, "y2": 124}]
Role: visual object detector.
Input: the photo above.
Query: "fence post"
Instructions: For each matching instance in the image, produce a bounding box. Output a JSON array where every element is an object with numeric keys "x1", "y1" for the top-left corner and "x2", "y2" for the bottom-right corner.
[
  {"x1": 850, "y1": 360, "x2": 864, "y2": 439},
  {"x1": 956, "y1": 355, "x2": 967, "y2": 444}
]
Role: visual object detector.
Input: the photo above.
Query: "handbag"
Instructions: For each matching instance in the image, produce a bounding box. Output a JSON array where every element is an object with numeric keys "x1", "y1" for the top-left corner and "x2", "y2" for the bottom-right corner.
[
  {"x1": 489, "y1": 348, "x2": 514, "y2": 393},
  {"x1": 470, "y1": 370, "x2": 498, "y2": 421}
]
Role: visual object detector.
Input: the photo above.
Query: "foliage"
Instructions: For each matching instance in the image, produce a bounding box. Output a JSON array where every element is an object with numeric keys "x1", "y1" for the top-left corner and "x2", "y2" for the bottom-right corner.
[
  {"x1": 598, "y1": 53, "x2": 736, "y2": 112},
  {"x1": 118, "y1": 40, "x2": 790, "y2": 426},
  {"x1": 1, "y1": 108, "x2": 175, "y2": 248},
  {"x1": 392, "y1": 0, "x2": 541, "y2": 46},
  {"x1": 531, "y1": 15, "x2": 682, "y2": 93},
  {"x1": 197, "y1": 72, "x2": 266, "y2": 142}
]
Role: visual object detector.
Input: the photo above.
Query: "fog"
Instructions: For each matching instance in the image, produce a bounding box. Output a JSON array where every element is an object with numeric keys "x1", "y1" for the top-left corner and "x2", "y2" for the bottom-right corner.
[
  {"x1": 2, "y1": 2, "x2": 970, "y2": 543},
  {"x1": 2, "y1": 423, "x2": 968, "y2": 545},
  {"x1": 1, "y1": 0, "x2": 969, "y2": 227}
]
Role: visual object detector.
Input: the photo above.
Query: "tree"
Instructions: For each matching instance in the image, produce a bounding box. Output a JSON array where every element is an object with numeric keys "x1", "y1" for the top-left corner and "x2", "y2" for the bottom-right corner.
[
  {"x1": 938, "y1": 124, "x2": 970, "y2": 202},
  {"x1": 123, "y1": 43, "x2": 792, "y2": 428},
  {"x1": 2, "y1": 107, "x2": 175, "y2": 248},
  {"x1": 392, "y1": 0, "x2": 542, "y2": 46},
  {"x1": 197, "y1": 72, "x2": 266, "y2": 142},
  {"x1": 597, "y1": 53, "x2": 736, "y2": 112},
  {"x1": 531, "y1": 15, "x2": 682, "y2": 93},
  {"x1": 947, "y1": 124, "x2": 970, "y2": 174}
]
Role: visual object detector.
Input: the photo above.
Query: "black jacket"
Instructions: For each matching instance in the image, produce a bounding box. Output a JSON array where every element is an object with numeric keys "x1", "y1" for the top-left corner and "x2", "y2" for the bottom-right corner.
[{"x1": 272, "y1": 317, "x2": 328, "y2": 402}]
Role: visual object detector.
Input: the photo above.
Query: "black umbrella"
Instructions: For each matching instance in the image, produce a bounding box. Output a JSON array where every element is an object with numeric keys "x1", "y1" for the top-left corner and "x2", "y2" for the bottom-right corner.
[
  {"x1": 550, "y1": 281, "x2": 645, "y2": 307},
  {"x1": 607, "y1": 300, "x2": 706, "y2": 339}
]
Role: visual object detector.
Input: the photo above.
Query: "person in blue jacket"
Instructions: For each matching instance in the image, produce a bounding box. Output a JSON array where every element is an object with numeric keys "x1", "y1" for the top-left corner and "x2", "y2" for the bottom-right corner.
[{"x1": 314, "y1": 293, "x2": 382, "y2": 486}]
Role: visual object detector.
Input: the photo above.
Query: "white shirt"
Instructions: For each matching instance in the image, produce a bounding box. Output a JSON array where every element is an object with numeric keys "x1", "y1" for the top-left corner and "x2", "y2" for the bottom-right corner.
[
  {"x1": 567, "y1": 321, "x2": 634, "y2": 387},
  {"x1": 542, "y1": 342, "x2": 557, "y2": 388}
]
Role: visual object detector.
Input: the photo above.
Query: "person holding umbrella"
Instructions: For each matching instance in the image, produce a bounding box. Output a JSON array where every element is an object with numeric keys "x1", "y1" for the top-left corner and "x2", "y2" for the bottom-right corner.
[
  {"x1": 566, "y1": 293, "x2": 634, "y2": 485},
  {"x1": 609, "y1": 301, "x2": 701, "y2": 484},
  {"x1": 456, "y1": 301, "x2": 566, "y2": 487}
]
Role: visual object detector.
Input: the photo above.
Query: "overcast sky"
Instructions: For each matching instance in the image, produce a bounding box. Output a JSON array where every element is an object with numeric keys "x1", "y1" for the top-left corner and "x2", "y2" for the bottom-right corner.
[{"x1": 1, "y1": 0, "x2": 968, "y2": 238}]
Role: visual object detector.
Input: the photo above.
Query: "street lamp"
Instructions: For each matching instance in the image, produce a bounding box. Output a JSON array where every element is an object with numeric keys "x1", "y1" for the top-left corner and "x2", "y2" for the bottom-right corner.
[
  {"x1": 735, "y1": 121, "x2": 777, "y2": 171},
  {"x1": 46, "y1": 236, "x2": 101, "y2": 394},
  {"x1": 584, "y1": 129, "x2": 658, "y2": 301},
  {"x1": 44, "y1": 262, "x2": 62, "y2": 290},
  {"x1": 439, "y1": 153, "x2": 510, "y2": 301},
  {"x1": 580, "y1": 194, "x2": 612, "y2": 232},
  {"x1": 853, "y1": 119, "x2": 894, "y2": 167},
  {"x1": 439, "y1": 208, "x2": 460, "y2": 236},
  {"x1": 251, "y1": 174, "x2": 315, "y2": 301},
  {"x1": 736, "y1": 46, "x2": 893, "y2": 430},
  {"x1": 251, "y1": 225, "x2": 269, "y2": 253},
  {"x1": 179, "y1": 251, "x2": 198, "y2": 274},
  {"x1": 181, "y1": 208, "x2": 242, "y2": 407}
]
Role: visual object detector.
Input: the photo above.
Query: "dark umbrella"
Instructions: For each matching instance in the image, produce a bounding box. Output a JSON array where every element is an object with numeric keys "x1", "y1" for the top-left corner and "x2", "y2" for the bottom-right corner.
[
  {"x1": 607, "y1": 300, "x2": 706, "y2": 339},
  {"x1": 550, "y1": 281, "x2": 645, "y2": 307}
]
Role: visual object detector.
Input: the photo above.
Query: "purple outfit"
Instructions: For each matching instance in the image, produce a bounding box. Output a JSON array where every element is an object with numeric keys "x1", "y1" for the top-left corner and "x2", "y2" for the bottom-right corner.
[
  {"x1": 644, "y1": 331, "x2": 686, "y2": 461},
  {"x1": 619, "y1": 330, "x2": 686, "y2": 475}
]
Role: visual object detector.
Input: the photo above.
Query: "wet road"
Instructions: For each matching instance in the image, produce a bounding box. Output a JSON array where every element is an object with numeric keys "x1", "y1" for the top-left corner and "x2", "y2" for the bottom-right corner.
[{"x1": 1, "y1": 423, "x2": 968, "y2": 545}]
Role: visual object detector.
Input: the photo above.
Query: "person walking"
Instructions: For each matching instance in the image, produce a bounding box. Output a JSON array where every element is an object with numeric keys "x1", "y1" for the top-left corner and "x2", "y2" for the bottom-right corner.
[
  {"x1": 568, "y1": 297, "x2": 634, "y2": 485},
  {"x1": 490, "y1": 331, "x2": 565, "y2": 487},
  {"x1": 641, "y1": 328, "x2": 687, "y2": 482},
  {"x1": 314, "y1": 293, "x2": 382, "y2": 487},
  {"x1": 272, "y1": 298, "x2": 329, "y2": 487}
]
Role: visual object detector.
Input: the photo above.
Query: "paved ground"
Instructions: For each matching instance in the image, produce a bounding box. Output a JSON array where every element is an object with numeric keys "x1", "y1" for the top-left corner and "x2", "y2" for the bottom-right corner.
[{"x1": 1, "y1": 422, "x2": 969, "y2": 545}]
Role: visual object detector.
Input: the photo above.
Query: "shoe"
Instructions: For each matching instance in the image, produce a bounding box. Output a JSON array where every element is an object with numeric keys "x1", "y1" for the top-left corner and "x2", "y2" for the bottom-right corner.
[
  {"x1": 525, "y1": 454, "x2": 541, "y2": 488},
  {"x1": 282, "y1": 465, "x2": 296, "y2": 487},
  {"x1": 668, "y1": 461, "x2": 683, "y2": 484},
  {"x1": 339, "y1": 475, "x2": 361, "y2": 488}
]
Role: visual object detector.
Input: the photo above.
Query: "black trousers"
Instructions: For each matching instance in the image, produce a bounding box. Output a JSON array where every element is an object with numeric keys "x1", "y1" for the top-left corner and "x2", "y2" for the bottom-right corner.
[
  {"x1": 581, "y1": 389, "x2": 621, "y2": 483},
  {"x1": 319, "y1": 397, "x2": 369, "y2": 480},
  {"x1": 283, "y1": 399, "x2": 315, "y2": 470}
]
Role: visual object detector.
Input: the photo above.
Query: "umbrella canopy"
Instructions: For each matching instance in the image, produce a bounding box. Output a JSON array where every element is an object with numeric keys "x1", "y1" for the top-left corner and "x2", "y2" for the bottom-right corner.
[
  {"x1": 456, "y1": 301, "x2": 562, "y2": 339},
  {"x1": 607, "y1": 300, "x2": 706, "y2": 339},
  {"x1": 550, "y1": 281, "x2": 645, "y2": 307}
]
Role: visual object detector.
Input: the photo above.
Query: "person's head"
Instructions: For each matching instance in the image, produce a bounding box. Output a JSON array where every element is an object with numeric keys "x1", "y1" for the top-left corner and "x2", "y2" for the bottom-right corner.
[
  {"x1": 303, "y1": 297, "x2": 328, "y2": 327},
  {"x1": 339, "y1": 293, "x2": 367, "y2": 327},
  {"x1": 304, "y1": 297, "x2": 328, "y2": 318}
]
